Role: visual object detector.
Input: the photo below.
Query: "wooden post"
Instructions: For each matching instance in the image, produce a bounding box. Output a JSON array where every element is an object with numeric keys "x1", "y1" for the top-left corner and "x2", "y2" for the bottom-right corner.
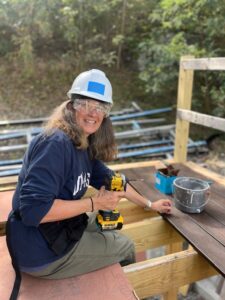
[
  {"x1": 174, "y1": 56, "x2": 194, "y2": 163},
  {"x1": 163, "y1": 239, "x2": 184, "y2": 300}
]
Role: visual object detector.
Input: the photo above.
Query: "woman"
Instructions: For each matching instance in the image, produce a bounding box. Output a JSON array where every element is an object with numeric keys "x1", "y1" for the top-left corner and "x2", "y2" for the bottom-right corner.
[{"x1": 7, "y1": 69, "x2": 171, "y2": 283}]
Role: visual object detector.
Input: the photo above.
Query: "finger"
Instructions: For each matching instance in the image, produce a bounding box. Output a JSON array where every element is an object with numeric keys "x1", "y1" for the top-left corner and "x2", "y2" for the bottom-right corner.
[
  {"x1": 165, "y1": 205, "x2": 172, "y2": 212},
  {"x1": 98, "y1": 186, "x2": 106, "y2": 196},
  {"x1": 164, "y1": 200, "x2": 172, "y2": 206}
]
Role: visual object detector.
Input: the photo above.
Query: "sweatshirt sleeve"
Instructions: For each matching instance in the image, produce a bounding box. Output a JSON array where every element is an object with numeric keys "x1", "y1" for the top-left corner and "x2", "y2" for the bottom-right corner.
[
  {"x1": 19, "y1": 135, "x2": 70, "y2": 227},
  {"x1": 90, "y1": 159, "x2": 114, "y2": 189}
]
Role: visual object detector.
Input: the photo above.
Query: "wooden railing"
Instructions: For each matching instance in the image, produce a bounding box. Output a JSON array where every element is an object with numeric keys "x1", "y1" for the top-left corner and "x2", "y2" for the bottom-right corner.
[{"x1": 174, "y1": 56, "x2": 225, "y2": 163}]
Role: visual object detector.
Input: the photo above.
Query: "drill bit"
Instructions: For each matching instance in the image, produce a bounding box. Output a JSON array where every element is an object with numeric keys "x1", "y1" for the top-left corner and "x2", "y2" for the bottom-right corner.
[{"x1": 128, "y1": 178, "x2": 144, "y2": 182}]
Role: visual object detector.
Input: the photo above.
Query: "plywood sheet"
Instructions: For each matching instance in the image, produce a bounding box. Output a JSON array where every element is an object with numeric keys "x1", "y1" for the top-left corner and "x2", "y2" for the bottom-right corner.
[{"x1": 0, "y1": 237, "x2": 138, "y2": 300}]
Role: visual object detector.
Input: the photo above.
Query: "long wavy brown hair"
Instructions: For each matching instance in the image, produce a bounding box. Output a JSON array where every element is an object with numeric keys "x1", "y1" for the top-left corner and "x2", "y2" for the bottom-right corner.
[{"x1": 43, "y1": 100, "x2": 117, "y2": 162}]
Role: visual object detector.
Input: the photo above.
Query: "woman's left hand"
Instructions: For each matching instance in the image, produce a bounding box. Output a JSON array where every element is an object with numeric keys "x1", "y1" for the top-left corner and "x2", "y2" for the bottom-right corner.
[{"x1": 151, "y1": 199, "x2": 172, "y2": 214}]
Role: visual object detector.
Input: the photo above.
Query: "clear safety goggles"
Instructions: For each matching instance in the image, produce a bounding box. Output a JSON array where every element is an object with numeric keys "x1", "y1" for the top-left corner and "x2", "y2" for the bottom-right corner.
[{"x1": 73, "y1": 99, "x2": 111, "y2": 116}]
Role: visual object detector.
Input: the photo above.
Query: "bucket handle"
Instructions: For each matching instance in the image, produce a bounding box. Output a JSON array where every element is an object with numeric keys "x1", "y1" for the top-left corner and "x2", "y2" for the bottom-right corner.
[
  {"x1": 190, "y1": 188, "x2": 211, "y2": 204},
  {"x1": 190, "y1": 192, "x2": 195, "y2": 204}
]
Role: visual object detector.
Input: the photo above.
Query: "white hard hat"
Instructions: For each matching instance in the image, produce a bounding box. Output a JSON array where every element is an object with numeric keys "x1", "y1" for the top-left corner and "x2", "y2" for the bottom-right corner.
[{"x1": 67, "y1": 69, "x2": 113, "y2": 104}]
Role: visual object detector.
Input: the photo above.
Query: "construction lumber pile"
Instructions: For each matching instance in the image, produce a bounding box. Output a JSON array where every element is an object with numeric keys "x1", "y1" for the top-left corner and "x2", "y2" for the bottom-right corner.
[{"x1": 0, "y1": 102, "x2": 207, "y2": 178}]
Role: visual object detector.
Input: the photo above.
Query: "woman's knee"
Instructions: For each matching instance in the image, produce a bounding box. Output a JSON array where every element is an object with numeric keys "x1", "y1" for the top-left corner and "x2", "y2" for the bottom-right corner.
[
  {"x1": 113, "y1": 233, "x2": 135, "y2": 262},
  {"x1": 119, "y1": 239, "x2": 136, "y2": 266}
]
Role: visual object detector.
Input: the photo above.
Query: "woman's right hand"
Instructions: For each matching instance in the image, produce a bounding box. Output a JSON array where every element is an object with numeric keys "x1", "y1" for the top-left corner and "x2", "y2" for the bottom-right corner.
[
  {"x1": 92, "y1": 186, "x2": 125, "y2": 211},
  {"x1": 151, "y1": 199, "x2": 172, "y2": 214}
]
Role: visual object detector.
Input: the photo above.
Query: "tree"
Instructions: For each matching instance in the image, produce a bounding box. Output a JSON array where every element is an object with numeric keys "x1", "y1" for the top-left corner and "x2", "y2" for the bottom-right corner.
[{"x1": 138, "y1": 0, "x2": 225, "y2": 116}]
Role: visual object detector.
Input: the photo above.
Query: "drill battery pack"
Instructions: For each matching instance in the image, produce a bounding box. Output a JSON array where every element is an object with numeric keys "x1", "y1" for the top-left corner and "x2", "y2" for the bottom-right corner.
[{"x1": 96, "y1": 209, "x2": 124, "y2": 231}]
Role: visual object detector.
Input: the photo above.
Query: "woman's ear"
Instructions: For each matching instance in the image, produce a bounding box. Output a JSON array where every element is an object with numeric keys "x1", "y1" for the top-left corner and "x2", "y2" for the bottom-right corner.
[{"x1": 66, "y1": 101, "x2": 74, "y2": 111}]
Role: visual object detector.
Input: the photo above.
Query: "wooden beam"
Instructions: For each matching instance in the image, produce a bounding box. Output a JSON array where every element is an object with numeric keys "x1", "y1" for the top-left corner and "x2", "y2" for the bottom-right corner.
[
  {"x1": 177, "y1": 109, "x2": 225, "y2": 132},
  {"x1": 118, "y1": 199, "x2": 158, "y2": 224},
  {"x1": 0, "y1": 185, "x2": 16, "y2": 192},
  {"x1": 184, "y1": 161, "x2": 225, "y2": 186},
  {"x1": 0, "y1": 176, "x2": 18, "y2": 191},
  {"x1": 174, "y1": 56, "x2": 194, "y2": 163},
  {"x1": 124, "y1": 248, "x2": 218, "y2": 299},
  {"x1": 0, "y1": 176, "x2": 18, "y2": 185},
  {"x1": 109, "y1": 159, "x2": 173, "y2": 171},
  {"x1": 181, "y1": 57, "x2": 225, "y2": 70},
  {"x1": 122, "y1": 218, "x2": 184, "y2": 252}
]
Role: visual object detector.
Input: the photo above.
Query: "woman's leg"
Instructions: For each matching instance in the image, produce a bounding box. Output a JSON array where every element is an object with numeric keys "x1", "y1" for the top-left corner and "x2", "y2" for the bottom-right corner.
[{"x1": 26, "y1": 213, "x2": 135, "y2": 279}]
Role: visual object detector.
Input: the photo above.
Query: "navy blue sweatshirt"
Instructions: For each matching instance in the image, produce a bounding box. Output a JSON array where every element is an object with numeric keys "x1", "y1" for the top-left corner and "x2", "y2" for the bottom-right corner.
[{"x1": 9, "y1": 130, "x2": 112, "y2": 269}]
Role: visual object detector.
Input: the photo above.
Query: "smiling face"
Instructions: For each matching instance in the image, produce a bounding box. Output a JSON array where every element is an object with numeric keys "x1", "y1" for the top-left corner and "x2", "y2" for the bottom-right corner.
[{"x1": 74, "y1": 99, "x2": 107, "y2": 136}]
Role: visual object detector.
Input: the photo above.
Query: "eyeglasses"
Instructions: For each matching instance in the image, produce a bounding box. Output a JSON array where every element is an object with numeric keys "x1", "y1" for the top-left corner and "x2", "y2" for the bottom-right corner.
[{"x1": 73, "y1": 99, "x2": 111, "y2": 116}]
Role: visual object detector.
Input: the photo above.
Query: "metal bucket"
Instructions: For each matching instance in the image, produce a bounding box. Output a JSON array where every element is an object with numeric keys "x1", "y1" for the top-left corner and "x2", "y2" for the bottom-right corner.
[{"x1": 173, "y1": 177, "x2": 210, "y2": 213}]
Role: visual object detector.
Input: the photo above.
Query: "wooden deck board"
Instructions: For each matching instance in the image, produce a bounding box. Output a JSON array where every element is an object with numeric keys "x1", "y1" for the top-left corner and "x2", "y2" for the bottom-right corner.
[
  {"x1": 119, "y1": 164, "x2": 225, "y2": 276},
  {"x1": 188, "y1": 211, "x2": 225, "y2": 247}
]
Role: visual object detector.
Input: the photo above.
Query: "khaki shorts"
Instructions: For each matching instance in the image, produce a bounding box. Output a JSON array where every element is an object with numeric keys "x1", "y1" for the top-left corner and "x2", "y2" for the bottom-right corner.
[{"x1": 26, "y1": 213, "x2": 135, "y2": 279}]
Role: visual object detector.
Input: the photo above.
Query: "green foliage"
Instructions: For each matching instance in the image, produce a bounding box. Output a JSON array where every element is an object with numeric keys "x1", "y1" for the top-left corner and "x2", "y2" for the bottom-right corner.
[
  {"x1": 138, "y1": 0, "x2": 225, "y2": 115},
  {"x1": 0, "y1": 0, "x2": 225, "y2": 117}
]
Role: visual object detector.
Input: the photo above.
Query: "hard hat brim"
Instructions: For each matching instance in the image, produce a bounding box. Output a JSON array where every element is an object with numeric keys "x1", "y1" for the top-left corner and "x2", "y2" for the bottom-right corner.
[{"x1": 67, "y1": 90, "x2": 113, "y2": 104}]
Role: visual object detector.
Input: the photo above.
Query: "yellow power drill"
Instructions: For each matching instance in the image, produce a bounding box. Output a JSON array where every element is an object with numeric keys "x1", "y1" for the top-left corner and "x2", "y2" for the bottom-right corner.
[{"x1": 96, "y1": 172, "x2": 127, "y2": 231}]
